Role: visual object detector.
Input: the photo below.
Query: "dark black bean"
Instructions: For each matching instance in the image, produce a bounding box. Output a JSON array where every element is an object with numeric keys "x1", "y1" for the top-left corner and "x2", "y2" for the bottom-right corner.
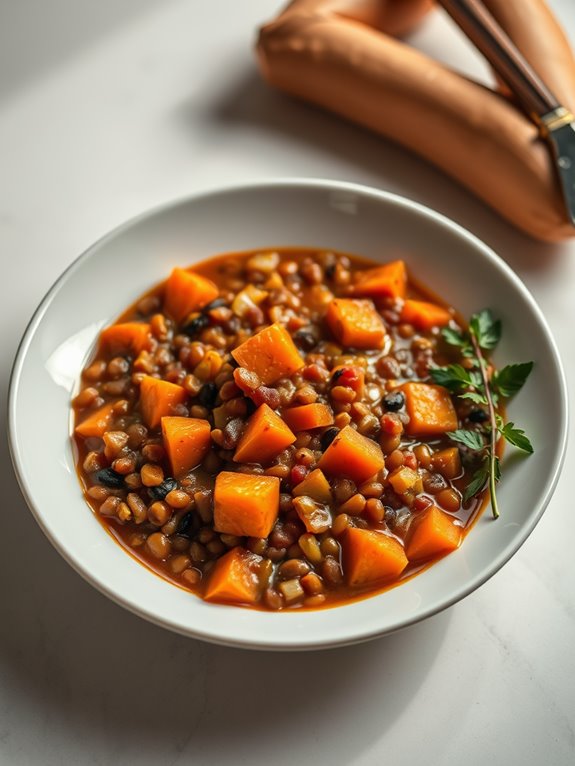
[
  {"x1": 293, "y1": 329, "x2": 317, "y2": 351},
  {"x1": 148, "y1": 477, "x2": 178, "y2": 501},
  {"x1": 382, "y1": 391, "x2": 405, "y2": 412},
  {"x1": 93, "y1": 468, "x2": 125, "y2": 489},
  {"x1": 202, "y1": 298, "x2": 228, "y2": 312},
  {"x1": 331, "y1": 369, "x2": 344, "y2": 384},
  {"x1": 177, "y1": 511, "x2": 194, "y2": 537},
  {"x1": 325, "y1": 263, "x2": 336, "y2": 280},
  {"x1": 469, "y1": 408, "x2": 489, "y2": 423},
  {"x1": 181, "y1": 314, "x2": 209, "y2": 337},
  {"x1": 198, "y1": 382, "x2": 218, "y2": 407},
  {"x1": 320, "y1": 427, "x2": 339, "y2": 451},
  {"x1": 383, "y1": 505, "x2": 397, "y2": 528}
]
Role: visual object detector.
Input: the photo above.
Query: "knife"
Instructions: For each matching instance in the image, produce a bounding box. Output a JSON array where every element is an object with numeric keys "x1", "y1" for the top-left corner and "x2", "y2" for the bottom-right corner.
[{"x1": 437, "y1": 0, "x2": 575, "y2": 225}]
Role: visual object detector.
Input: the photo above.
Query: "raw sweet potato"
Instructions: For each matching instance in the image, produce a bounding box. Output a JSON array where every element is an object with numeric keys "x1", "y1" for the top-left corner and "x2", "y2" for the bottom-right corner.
[
  {"x1": 233, "y1": 404, "x2": 295, "y2": 464},
  {"x1": 292, "y1": 468, "x2": 332, "y2": 504},
  {"x1": 99, "y1": 322, "x2": 151, "y2": 357},
  {"x1": 231, "y1": 323, "x2": 304, "y2": 384},
  {"x1": 204, "y1": 547, "x2": 264, "y2": 605},
  {"x1": 326, "y1": 298, "x2": 386, "y2": 349},
  {"x1": 404, "y1": 505, "x2": 462, "y2": 562},
  {"x1": 213, "y1": 471, "x2": 280, "y2": 538},
  {"x1": 282, "y1": 403, "x2": 334, "y2": 432},
  {"x1": 75, "y1": 402, "x2": 116, "y2": 438},
  {"x1": 164, "y1": 267, "x2": 219, "y2": 323},
  {"x1": 400, "y1": 299, "x2": 452, "y2": 331},
  {"x1": 343, "y1": 527, "x2": 408, "y2": 586},
  {"x1": 400, "y1": 382, "x2": 458, "y2": 436},
  {"x1": 350, "y1": 260, "x2": 407, "y2": 299},
  {"x1": 139, "y1": 375, "x2": 187, "y2": 429},
  {"x1": 318, "y1": 425, "x2": 385, "y2": 483},
  {"x1": 161, "y1": 416, "x2": 211, "y2": 478}
]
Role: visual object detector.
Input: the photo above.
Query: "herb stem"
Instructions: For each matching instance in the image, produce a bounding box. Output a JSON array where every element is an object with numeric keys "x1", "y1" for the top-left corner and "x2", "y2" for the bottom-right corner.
[{"x1": 470, "y1": 333, "x2": 500, "y2": 519}]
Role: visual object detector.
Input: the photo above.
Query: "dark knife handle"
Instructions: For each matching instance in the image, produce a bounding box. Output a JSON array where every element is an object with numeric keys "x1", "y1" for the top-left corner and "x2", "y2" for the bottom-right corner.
[{"x1": 437, "y1": 0, "x2": 560, "y2": 119}]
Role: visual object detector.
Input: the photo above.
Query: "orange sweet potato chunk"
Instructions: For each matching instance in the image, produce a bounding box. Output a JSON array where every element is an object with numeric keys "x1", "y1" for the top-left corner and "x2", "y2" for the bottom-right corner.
[
  {"x1": 343, "y1": 528, "x2": 408, "y2": 586},
  {"x1": 233, "y1": 404, "x2": 295, "y2": 464},
  {"x1": 231, "y1": 323, "x2": 304, "y2": 384},
  {"x1": 214, "y1": 471, "x2": 280, "y2": 538},
  {"x1": 161, "y1": 417, "x2": 211, "y2": 478},
  {"x1": 282, "y1": 403, "x2": 334, "y2": 432},
  {"x1": 318, "y1": 425, "x2": 385, "y2": 484},
  {"x1": 404, "y1": 505, "x2": 462, "y2": 562},
  {"x1": 164, "y1": 267, "x2": 219, "y2": 323},
  {"x1": 292, "y1": 468, "x2": 332, "y2": 504},
  {"x1": 351, "y1": 260, "x2": 407, "y2": 299},
  {"x1": 400, "y1": 299, "x2": 452, "y2": 331},
  {"x1": 401, "y1": 382, "x2": 458, "y2": 436},
  {"x1": 204, "y1": 547, "x2": 264, "y2": 605},
  {"x1": 326, "y1": 298, "x2": 386, "y2": 349},
  {"x1": 75, "y1": 402, "x2": 116, "y2": 438},
  {"x1": 139, "y1": 375, "x2": 187, "y2": 429},
  {"x1": 99, "y1": 322, "x2": 151, "y2": 357}
]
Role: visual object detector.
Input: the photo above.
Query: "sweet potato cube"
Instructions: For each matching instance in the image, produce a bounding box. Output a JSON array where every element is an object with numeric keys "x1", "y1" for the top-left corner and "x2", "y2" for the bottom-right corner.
[
  {"x1": 401, "y1": 382, "x2": 458, "y2": 436},
  {"x1": 351, "y1": 260, "x2": 407, "y2": 299},
  {"x1": 326, "y1": 299, "x2": 386, "y2": 349},
  {"x1": 233, "y1": 404, "x2": 295, "y2": 464},
  {"x1": 292, "y1": 468, "x2": 332, "y2": 504},
  {"x1": 400, "y1": 299, "x2": 452, "y2": 331},
  {"x1": 388, "y1": 466, "x2": 422, "y2": 495},
  {"x1": 164, "y1": 267, "x2": 219, "y2": 323},
  {"x1": 204, "y1": 547, "x2": 264, "y2": 605},
  {"x1": 431, "y1": 447, "x2": 462, "y2": 480},
  {"x1": 214, "y1": 471, "x2": 280, "y2": 538},
  {"x1": 404, "y1": 505, "x2": 462, "y2": 562},
  {"x1": 231, "y1": 323, "x2": 304, "y2": 384},
  {"x1": 99, "y1": 322, "x2": 151, "y2": 357},
  {"x1": 75, "y1": 402, "x2": 115, "y2": 438},
  {"x1": 318, "y1": 425, "x2": 385, "y2": 484},
  {"x1": 139, "y1": 375, "x2": 187, "y2": 429},
  {"x1": 343, "y1": 528, "x2": 408, "y2": 586},
  {"x1": 282, "y1": 403, "x2": 334, "y2": 432},
  {"x1": 161, "y1": 417, "x2": 211, "y2": 478}
]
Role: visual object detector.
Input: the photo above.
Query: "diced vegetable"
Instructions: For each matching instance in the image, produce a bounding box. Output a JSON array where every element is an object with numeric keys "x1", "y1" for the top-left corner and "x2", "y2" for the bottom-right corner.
[
  {"x1": 388, "y1": 465, "x2": 423, "y2": 494},
  {"x1": 343, "y1": 528, "x2": 408, "y2": 586},
  {"x1": 292, "y1": 496, "x2": 332, "y2": 534},
  {"x1": 331, "y1": 365, "x2": 365, "y2": 399},
  {"x1": 350, "y1": 260, "x2": 407, "y2": 299},
  {"x1": 99, "y1": 322, "x2": 151, "y2": 356},
  {"x1": 318, "y1": 425, "x2": 385, "y2": 483},
  {"x1": 231, "y1": 284, "x2": 268, "y2": 319},
  {"x1": 233, "y1": 404, "x2": 295, "y2": 464},
  {"x1": 75, "y1": 402, "x2": 115, "y2": 438},
  {"x1": 400, "y1": 382, "x2": 458, "y2": 436},
  {"x1": 404, "y1": 505, "x2": 462, "y2": 562},
  {"x1": 204, "y1": 547, "x2": 264, "y2": 605},
  {"x1": 292, "y1": 468, "x2": 332, "y2": 504},
  {"x1": 326, "y1": 298, "x2": 386, "y2": 349},
  {"x1": 139, "y1": 375, "x2": 187, "y2": 429},
  {"x1": 213, "y1": 471, "x2": 280, "y2": 538},
  {"x1": 400, "y1": 299, "x2": 452, "y2": 331},
  {"x1": 431, "y1": 447, "x2": 462, "y2": 480},
  {"x1": 164, "y1": 267, "x2": 219, "y2": 322},
  {"x1": 161, "y1": 417, "x2": 211, "y2": 478},
  {"x1": 282, "y1": 403, "x2": 334, "y2": 432},
  {"x1": 231, "y1": 323, "x2": 304, "y2": 384}
]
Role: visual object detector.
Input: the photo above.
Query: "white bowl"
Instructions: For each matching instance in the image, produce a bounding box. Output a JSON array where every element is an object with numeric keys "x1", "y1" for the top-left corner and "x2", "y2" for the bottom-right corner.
[{"x1": 8, "y1": 179, "x2": 568, "y2": 650}]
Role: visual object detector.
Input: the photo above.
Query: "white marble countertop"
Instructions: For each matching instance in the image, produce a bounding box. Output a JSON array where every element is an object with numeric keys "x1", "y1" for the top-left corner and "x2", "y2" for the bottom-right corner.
[{"x1": 1, "y1": 2, "x2": 574, "y2": 764}]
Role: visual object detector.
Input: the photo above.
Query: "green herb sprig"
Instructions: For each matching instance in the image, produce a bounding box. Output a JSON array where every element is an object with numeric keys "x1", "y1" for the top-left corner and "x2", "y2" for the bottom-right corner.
[{"x1": 429, "y1": 309, "x2": 533, "y2": 519}]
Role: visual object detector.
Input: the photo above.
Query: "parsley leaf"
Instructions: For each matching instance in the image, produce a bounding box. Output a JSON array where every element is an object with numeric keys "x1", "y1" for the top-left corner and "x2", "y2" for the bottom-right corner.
[
  {"x1": 469, "y1": 309, "x2": 502, "y2": 350},
  {"x1": 458, "y1": 391, "x2": 488, "y2": 405},
  {"x1": 492, "y1": 362, "x2": 533, "y2": 399},
  {"x1": 463, "y1": 462, "x2": 490, "y2": 503},
  {"x1": 429, "y1": 364, "x2": 472, "y2": 391},
  {"x1": 498, "y1": 422, "x2": 534, "y2": 453},
  {"x1": 447, "y1": 429, "x2": 485, "y2": 450}
]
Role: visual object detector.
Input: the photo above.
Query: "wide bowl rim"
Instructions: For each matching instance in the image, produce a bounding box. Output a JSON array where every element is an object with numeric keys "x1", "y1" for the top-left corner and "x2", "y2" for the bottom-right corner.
[{"x1": 7, "y1": 177, "x2": 569, "y2": 650}]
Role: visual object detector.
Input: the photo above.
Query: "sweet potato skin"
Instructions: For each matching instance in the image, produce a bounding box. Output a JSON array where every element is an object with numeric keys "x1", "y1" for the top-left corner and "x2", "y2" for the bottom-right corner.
[
  {"x1": 161, "y1": 417, "x2": 211, "y2": 478},
  {"x1": 213, "y1": 471, "x2": 280, "y2": 538},
  {"x1": 233, "y1": 404, "x2": 295, "y2": 464},
  {"x1": 404, "y1": 505, "x2": 462, "y2": 562},
  {"x1": 139, "y1": 375, "x2": 187, "y2": 429},
  {"x1": 400, "y1": 382, "x2": 458, "y2": 436},
  {"x1": 318, "y1": 425, "x2": 385, "y2": 483},
  {"x1": 231, "y1": 323, "x2": 304, "y2": 384},
  {"x1": 204, "y1": 547, "x2": 264, "y2": 605},
  {"x1": 343, "y1": 527, "x2": 408, "y2": 586}
]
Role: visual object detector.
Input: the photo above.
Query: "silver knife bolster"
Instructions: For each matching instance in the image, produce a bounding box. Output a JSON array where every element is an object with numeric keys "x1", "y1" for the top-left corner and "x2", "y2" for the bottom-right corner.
[{"x1": 538, "y1": 106, "x2": 575, "y2": 137}]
